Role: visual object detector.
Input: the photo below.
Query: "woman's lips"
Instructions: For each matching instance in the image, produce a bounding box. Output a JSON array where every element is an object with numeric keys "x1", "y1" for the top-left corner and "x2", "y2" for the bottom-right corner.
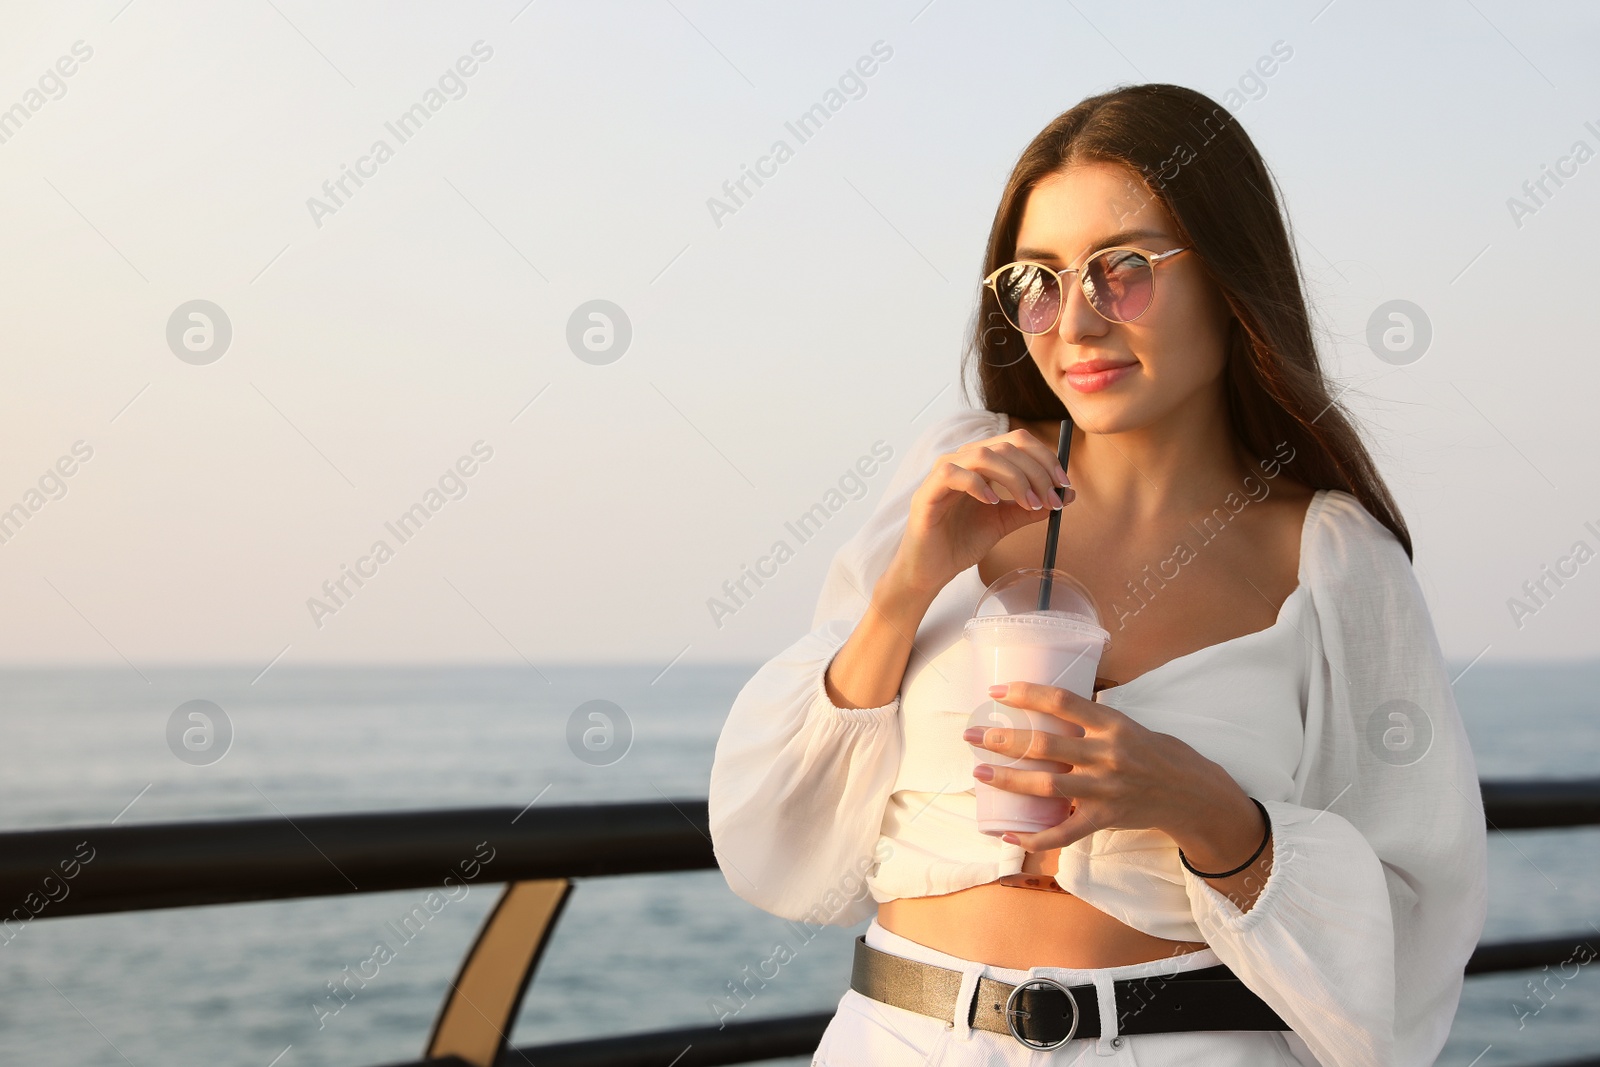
[{"x1": 1064, "y1": 362, "x2": 1137, "y2": 393}]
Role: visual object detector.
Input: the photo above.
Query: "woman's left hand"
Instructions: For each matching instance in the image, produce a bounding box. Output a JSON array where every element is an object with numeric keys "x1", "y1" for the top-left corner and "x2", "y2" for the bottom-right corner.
[{"x1": 964, "y1": 680, "x2": 1222, "y2": 852}]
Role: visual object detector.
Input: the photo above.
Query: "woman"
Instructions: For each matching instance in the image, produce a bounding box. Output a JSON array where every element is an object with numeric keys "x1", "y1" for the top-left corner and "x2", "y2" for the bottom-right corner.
[{"x1": 708, "y1": 83, "x2": 1487, "y2": 1066}]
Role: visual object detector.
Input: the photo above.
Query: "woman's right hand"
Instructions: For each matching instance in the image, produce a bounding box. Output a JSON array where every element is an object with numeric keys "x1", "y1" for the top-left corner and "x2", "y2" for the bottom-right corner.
[{"x1": 885, "y1": 427, "x2": 1075, "y2": 600}]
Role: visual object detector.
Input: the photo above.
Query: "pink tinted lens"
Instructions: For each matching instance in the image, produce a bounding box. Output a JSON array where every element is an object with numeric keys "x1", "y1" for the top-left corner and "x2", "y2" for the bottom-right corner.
[
  {"x1": 996, "y1": 263, "x2": 1060, "y2": 334},
  {"x1": 1084, "y1": 250, "x2": 1154, "y2": 322}
]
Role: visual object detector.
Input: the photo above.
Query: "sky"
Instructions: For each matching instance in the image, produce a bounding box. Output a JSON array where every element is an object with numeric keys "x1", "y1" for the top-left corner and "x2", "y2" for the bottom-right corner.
[{"x1": 0, "y1": 0, "x2": 1597, "y2": 674}]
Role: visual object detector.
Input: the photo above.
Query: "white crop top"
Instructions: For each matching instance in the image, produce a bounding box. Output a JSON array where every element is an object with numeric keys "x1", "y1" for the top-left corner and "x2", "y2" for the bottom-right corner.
[
  {"x1": 874, "y1": 552, "x2": 1309, "y2": 940},
  {"x1": 709, "y1": 406, "x2": 1488, "y2": 1067}
]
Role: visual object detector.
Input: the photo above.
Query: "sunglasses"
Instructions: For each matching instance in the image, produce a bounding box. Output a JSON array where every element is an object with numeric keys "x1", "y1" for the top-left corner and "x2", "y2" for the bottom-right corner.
[{"x1": 982, "y1": 245, "x2": 1190, "y2": 334}]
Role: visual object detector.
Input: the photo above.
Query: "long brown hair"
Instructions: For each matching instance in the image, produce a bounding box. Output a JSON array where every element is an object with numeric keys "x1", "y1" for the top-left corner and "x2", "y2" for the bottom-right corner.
[{"x1": 961, "y1": 82, "x2": 1413, "y2": 561}]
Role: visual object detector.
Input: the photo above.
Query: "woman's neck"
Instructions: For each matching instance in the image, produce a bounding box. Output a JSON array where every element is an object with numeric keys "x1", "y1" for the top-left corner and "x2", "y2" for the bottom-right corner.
[{"x1": 1019, "y1": 395, "x2": 1254, "y2": 524}]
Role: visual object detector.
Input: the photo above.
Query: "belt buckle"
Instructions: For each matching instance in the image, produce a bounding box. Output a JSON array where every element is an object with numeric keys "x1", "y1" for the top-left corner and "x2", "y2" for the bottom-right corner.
[{"x1": 1003, "y1": 976, "x2": 1079, "y2": 1050}]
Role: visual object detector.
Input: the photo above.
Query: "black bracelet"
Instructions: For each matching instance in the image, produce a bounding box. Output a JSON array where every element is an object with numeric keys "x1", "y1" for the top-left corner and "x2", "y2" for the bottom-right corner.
[{"x1": 1178, "y1": 797, "x2": 1272, "y2": 879}]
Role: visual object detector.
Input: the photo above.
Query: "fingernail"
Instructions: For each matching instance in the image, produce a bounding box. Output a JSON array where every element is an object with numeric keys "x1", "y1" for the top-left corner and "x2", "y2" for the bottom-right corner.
[
  {"x1": 972, "y1": 764, "x2": 994, "y2": 782},
  {"x1": 1000, "y1": 833, "x2": 1021, "y2": 845},
  {"x1": 1054, "y1": 465, "x2": 1069, "y2": 486},
  {"x1": 984, "y1": 485, "x2": 1001, "y2": 504},
  {"x1": 988, "y1": 684, "x2": 1008, "y2": 698},
  {"x1": 962, "y1": 727, "x2": 985, "y2": 743},
  {"x1": 1047, "y1": 489, "x2": 1063, "y2": 510},
  {"x1": 1024, "y1": 490, "x2": 1042, "y2": 510}
]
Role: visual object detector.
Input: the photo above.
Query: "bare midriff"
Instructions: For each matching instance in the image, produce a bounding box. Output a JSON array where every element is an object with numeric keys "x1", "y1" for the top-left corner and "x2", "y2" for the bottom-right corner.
[{"x1": 876, "y1": 848, "x2": 1211, "y2": 970}]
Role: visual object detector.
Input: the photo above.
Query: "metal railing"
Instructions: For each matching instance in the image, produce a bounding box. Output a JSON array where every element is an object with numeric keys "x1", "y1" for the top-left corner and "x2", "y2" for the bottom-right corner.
[{"x1": 3, "y1": 781, "x2": 1598, "y2": 1067}]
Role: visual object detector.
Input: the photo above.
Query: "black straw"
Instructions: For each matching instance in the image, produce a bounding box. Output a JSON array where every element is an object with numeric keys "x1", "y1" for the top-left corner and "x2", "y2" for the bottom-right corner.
[{"x1": 1037, "y1": 416, "x2": 1074, "y2": 611}]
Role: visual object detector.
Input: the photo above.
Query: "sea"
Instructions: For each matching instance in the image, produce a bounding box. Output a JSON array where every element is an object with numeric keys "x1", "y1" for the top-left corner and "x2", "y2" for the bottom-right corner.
[{"x1": 0, "y1": 660, "x2": 1595, "y2": 1067}]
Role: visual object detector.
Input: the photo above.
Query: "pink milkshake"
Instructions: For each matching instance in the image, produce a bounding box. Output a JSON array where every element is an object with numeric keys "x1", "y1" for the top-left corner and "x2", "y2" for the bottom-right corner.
[{"x1": 963, "y1": 567, "x2": 1109, "y2": 836}]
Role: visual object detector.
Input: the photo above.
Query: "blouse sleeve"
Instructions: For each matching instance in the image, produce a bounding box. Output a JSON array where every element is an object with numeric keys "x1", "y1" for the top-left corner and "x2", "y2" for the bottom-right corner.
[
  {"x1": 707, "y1": 407, "x2": 1001, "y2": 926},
  {"x1": 1177, "y1": 492, "x2": 1489, "y2": 1067}
]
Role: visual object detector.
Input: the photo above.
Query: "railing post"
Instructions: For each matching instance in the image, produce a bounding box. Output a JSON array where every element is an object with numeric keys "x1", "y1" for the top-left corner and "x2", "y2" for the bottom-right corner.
[{"x1": 425, "y1": 879, "x2": 572, "y2": 1067}]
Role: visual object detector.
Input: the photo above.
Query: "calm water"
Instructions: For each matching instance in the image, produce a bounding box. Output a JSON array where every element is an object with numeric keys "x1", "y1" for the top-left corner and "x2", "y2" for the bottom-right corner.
[{"x1": 0, "y1": 660, "x2": 1595, "y2": 1066}]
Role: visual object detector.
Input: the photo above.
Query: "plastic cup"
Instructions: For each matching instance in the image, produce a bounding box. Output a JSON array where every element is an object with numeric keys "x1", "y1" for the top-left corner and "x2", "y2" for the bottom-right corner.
[{"x1": 963, "y1": 567, "x2": 1109, "y2": 837}]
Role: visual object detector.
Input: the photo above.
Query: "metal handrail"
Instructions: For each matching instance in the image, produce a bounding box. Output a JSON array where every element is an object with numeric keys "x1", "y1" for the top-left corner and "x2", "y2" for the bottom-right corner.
[
  {"x1": 1479, "y1": 778, "x2": 1600, "y2": 829},
  {"x1": 0, "y1": 799, "x2": 713, "y2": 917},
  {"x1": 5, "y1": 777, "x2": 1598, "y2": 1067},
  {"x1": 8, "y1": 778, "x2": 1596, "y2": 917}
]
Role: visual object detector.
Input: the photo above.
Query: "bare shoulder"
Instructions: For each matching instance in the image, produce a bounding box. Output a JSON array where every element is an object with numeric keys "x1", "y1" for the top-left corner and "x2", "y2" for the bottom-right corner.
[
  {"x1": 1257, "y1": 474, "x2": 1319, "y2": 574},
  {"x1": 1266, "y1": 473, "x2": 1318, "y2": 523}
]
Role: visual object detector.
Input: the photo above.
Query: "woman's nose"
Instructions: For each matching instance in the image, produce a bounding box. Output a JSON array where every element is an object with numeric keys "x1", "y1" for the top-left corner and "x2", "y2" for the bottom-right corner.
[{"x1": 1055, "y1": 273, "x2": 1107, "y2": 342}]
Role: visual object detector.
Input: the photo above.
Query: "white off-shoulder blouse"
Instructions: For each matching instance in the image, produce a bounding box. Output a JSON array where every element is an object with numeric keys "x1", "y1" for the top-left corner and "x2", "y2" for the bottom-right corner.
[{"x1": 708, "y1": 406, "x2": 1489, "y2": 1067}]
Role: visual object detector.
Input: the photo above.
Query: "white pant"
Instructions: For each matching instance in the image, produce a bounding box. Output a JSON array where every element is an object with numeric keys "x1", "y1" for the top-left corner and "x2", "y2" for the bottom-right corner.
[{"x1": 811, "y1": 918, "x2": 1308, "y2": 1066}]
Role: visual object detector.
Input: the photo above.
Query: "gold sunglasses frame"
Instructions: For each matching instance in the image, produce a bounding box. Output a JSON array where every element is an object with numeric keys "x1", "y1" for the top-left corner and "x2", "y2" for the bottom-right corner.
[{"x1": 981, "y1": 246, "x2": 1191, "y2": 333}]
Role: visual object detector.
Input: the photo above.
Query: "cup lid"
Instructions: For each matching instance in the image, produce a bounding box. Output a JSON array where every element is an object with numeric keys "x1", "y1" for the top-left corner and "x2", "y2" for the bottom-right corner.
[
  {"x1": 966, "y1": 567, "x2": 1109, "y2": 647},
  {"x1": 970, "y1": 566, "x2": 1103, "y2": 623}
]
